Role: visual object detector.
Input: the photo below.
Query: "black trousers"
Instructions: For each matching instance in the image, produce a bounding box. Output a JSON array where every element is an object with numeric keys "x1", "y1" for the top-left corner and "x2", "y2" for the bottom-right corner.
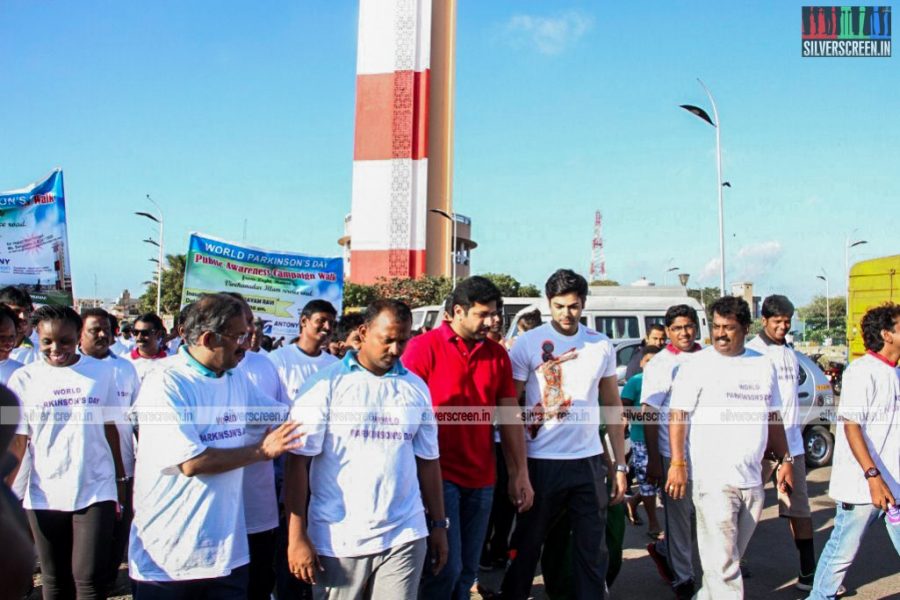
[
  {"x1": 106, "y1": 478, "x2": 134, "y2": 590},
  {"x1": 482, "y1": 442, "x2": 516, "y2": 564},
  {"x1": 248, "y1": 528, "x2": 277, "y2": 600},
  {"x1": 27, "y1": 501, "x2": 116, "y2": 600},
  {"x1": 500, "y1": 455, "x2": 609, "y2": 600}
]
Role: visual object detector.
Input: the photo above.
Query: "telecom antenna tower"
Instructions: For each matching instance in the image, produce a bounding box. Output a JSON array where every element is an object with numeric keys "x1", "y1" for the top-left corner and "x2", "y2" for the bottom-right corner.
[{"x1": 590, "y1": 211, "x2": 606, "y2": 281}]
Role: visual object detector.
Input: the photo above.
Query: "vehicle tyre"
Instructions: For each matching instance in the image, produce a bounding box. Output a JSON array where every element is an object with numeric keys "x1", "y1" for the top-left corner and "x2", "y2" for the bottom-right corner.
[{"x1": 804, "y1": 425, "x2": 834, "y2": 469}]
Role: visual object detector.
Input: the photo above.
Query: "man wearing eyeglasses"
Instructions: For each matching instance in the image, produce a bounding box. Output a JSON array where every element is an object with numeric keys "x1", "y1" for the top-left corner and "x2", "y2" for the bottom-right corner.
[
  {"x1": 0, "y1": 285, "x2": 39, "y2": 365},
  {"x1": 129, "y1": 293, "x2": 300, "y2": 598},
  {"x1": 125, "y1": 313, "x2": 169, "y2": 382},
  {"x1": 641, "y1": 304, "x2": 702, "y2": 599}
]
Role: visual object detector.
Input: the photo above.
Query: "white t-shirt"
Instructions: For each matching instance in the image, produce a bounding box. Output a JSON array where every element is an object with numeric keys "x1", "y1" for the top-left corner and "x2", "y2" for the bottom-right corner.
[
  {"x1": 167, "y1": 338, "x2": 183, "y2": 355},
  {"x1": 268, "y1": 344, "x2": 338, "y2": 401},
  {"x1": 640, "y1": 345, "x2": 699, "y2": 458},
  {"x1": 126, "y1": 351, "x2": 168, "y2": 383},
  {"x1": 110, "y1": 339, "x2": 131, "y2": 357},
  {"x1": 98, "y1": 352, "x2": 141, "y2": 478},
  {"x1": 10, "y1": 356, "x2": 119, "y2": 510},
  {"x1": 236, "y1": 350, "x2": 287, "y2": 534},
  {"x1": 129, "y1": 350, "x2": 283, "y2": 582},
  {"x1": 828, "y1": 352, "x2": 900, "y2": 504},
  {"x1": 11, "y1": 345, "x2": 38, "y2": 365},
  {"x1": 290, "y1": 354, "x2": 439, "y2": 558},
  {"x1": 510, "y1": 323, "x2": 616, "y2": 460},
  {"x1": 670, "y1": 347, "x2": 782, "y2": 489},
  {"x1": 746, "y1": 335, "x2": 804, "y2": 457}
]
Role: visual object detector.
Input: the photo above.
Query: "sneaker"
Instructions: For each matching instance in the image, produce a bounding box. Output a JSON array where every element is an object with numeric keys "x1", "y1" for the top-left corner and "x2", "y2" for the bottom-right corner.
[
  {"x1": 795, "y1": 573, "x2": 846, "y2": 595},
  {"x1": 673, "y1": 580, "x2": 695, "y2": 600},
  {"x1": 646, "y1": 542, "x2": 674, "y2": 585}
]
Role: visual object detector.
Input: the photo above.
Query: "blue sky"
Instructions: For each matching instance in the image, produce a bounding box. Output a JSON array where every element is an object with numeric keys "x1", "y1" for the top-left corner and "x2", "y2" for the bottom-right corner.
[{"x1": 1, "y1": 1, "x2": 895, "y2": 304}]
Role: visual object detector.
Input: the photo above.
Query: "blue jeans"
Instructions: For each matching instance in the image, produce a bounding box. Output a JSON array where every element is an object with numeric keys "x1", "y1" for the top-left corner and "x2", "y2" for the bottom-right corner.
[
  {"x1": 421, "y1": 481, "x2": 493, "y2": 600},
  {"x1": 808, "y1": 503, "x2": 900, "y2": 599}
]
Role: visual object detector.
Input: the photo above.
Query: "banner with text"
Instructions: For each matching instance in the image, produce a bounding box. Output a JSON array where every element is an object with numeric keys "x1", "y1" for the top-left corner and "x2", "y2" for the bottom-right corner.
[
  {"x1": 181, "y1": 232, "x2": 343, "y2": 339},
  {"x1": 0, "y1": 170, "x2": 74, "y2": 306}
]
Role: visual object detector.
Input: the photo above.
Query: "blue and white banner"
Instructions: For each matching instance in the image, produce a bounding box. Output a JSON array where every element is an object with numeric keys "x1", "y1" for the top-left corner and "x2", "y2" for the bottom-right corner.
[
  {"x1": 181, "y1": 232, "x2": 343, "y2": 339},
  {"x1": 0, "y1": 170, "x2": 73, "y2": 305}
]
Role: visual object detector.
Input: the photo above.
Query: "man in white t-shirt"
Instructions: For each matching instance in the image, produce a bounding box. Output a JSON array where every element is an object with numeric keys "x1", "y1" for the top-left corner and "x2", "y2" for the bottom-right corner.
[
  {"x1": 125, "y1": 313, "x2": 169, "y2": 382},
  {"x1": 746, "y1": 295, "x2": 819, "y2": 591},
  {"x1": 267, "y1": 299, "x2": 338, "y2": 402},
  {"x1": 500, "y1": 269, "x2": 627, "y2": 600},
  {"x1": 0, "y1": 305, "x2": 26, "y2": 500},
  {"x1": 129, "y1": 293, "x2": 302, "y2": 598},
  {"x1": 808, "y1": 304, "x2": 900, "y2": 600},
  {"x1": 78, "y1": 307, "x2": 141, "y2": 592},
  {"x1": 285, "y1": 299, "x2": 448, "y2": 599},
  {"x1": 668, "y1": 296, "x2": 793, "y2": 600},
  {"x1": 640, "y1": 304, "x2": 702, "y2": 598}
]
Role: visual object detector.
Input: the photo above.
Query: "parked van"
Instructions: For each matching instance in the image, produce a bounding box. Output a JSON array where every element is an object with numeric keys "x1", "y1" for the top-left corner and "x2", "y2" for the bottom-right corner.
[
  {"x1": 411, "y1": 297, "x2": 543, "y2": 333},
  {"x1": 505, "y1": 286, "x2": 710, "y2": 345},
  {"x1": 847, "y1": 254, "x2": 899, "y2": 361}
]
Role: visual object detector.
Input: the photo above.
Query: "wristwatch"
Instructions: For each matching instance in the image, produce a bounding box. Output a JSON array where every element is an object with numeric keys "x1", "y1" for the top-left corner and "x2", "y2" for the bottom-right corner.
[
  {"x1": 864, "y1": 467, "x2": 881, "y2": 479},
  {"x1": 781, "y1": 455, "x2": 794, "y2": 464},
  {"x1": 428, "y1": 517, "x2": 451, "y2": 530},
  {"x1": 615, "y1": 464, "x2": 628, "y2": 474}
]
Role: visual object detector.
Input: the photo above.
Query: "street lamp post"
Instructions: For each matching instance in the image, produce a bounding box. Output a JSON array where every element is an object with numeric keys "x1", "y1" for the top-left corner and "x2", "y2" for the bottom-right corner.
[
  {"x1": 429, "y1": 208, "x2": 457, "y2": 287},
  {"x1": 844, "y1": 233, "x2": 868, "y2": 340},
  {"x1": 664, "y1": 265, "x2": 680, "y2": 286},
  {"x1": 681, "y1": 78, "x2": 726, "y2": 296},
  {"x1": 136, "y1": 194, "x2": 164, "y2": 314},
  {"x1": 816, "y1": 270, "x2": 830, "y2": 331}
]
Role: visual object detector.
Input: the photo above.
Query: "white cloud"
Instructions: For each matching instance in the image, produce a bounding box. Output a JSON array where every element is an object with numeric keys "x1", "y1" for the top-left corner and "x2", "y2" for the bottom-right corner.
[
  {"x1": 504, "y1": 11, "x2": 594, "y2": 55},
  {"x1": 736, "y1": 240, "x2": 783, "y2": 261},
  {"x1": 698, "y1": 257, "x2": 721, "y2": 282}
]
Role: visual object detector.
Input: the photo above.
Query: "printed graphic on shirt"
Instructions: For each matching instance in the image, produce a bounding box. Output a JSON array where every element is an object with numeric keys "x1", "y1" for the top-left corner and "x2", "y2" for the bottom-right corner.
[{"x1": 528, "y1": 342, "x2": 578, "y2": 439}]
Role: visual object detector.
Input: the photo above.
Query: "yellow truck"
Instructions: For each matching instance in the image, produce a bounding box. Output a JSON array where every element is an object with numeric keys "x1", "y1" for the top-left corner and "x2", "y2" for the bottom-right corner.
[{"x1": 847, "y1": 254, "x2": 900, "y2": 361}]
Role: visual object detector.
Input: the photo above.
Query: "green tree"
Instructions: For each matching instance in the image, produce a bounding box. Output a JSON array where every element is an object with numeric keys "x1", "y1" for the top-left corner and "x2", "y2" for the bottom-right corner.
[
  {"x1": 687, "y1": 287, "x2": 722, "y2": 316},
  {"x1": 139, "y1": 254, "x2": 186, "y2": 316},
  {"x1": 343, "y1": 282, "x2": 378, "y2": 308},
  {"x1": 798, "y1": 295, "x2": 847, "y2": 344},
  {"x1": 480, "y1": 273, "x2": 523, "y2": 297},
  {"x1": 519, "y1": 284, "x2": 541, "y2": 297},
  {"x1": 372, "y1": 276, "x2": 452, "y2": 308}
]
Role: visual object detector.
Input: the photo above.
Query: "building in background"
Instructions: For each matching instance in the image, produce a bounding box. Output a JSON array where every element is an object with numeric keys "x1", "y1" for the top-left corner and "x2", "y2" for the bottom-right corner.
[{"x1": 731, "y1": 281, "x2": 761, "y2": 318}]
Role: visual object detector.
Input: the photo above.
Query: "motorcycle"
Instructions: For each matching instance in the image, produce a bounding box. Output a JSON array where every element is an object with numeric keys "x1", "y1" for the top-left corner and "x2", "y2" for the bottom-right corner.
[{"x1": 824, "y1": 361, "x2": 844, "y2": 395}]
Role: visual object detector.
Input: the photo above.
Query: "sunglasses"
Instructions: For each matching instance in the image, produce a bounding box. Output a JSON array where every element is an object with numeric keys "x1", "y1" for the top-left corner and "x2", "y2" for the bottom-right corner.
[{"x1": 133, "y1": 329, "x2": 157, "y2": 338}]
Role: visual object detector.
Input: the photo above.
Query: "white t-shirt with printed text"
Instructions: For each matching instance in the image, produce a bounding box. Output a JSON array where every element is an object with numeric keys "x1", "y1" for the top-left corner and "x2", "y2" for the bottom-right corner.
[
  {"x1": 510, "y1": 323, "x2": 616, "y2": 460},
  {"x1": 128, "y1": 350, "x2": 283, "y2": 582},
  {"x1": 236, "y1": 350, "x2": 288, "y2": 534},
  {"x1": 640, "y1": 345, "x2": 699, "y2": 459},
  {"x1": 10, "y1": 356, "x2": 119, "y2": 510},
  {"x1": 746, "y1": 335, "x2": 804, "y2": 456},
  {"x1": 670, "y1": 347, "x2": 782, "y2": 489},
  {"x1": 828, "y1": 352, "x2": 900, "y2": 504},
  {"x1": 268, "y1": 344, "x2": 338, "y2": 401},
  {"x1": 290, "y1": 354, "x2": 439, "y2": 558}
]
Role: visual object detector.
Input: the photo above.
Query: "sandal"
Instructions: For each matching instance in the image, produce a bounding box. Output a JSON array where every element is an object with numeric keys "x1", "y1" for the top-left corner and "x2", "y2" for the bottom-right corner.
[{"x1": 647, "y1": 529, "x2": 663, "y2": 540}]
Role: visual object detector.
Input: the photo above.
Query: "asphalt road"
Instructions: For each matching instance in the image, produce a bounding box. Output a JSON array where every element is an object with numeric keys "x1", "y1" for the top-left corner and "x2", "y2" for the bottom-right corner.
[{"x1": 478, "y1": 465, "x2": 900, "y2": 599}]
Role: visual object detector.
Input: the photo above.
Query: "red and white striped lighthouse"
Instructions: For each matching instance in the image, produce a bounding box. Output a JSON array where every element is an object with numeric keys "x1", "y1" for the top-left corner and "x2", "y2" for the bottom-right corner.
[{"x1": 348, "y1": 0, "x2": 432, "y2": 284}]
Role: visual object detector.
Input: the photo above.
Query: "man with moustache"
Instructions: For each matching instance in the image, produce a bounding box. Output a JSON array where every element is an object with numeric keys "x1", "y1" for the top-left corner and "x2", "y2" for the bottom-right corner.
[
  {"x1": 268, "y1": 300, "x2": 338, "y2": 402},
  {"x1": 129, "y1": 293, "x2": 301, "y2": 598},
  {"x1": 125, "y1": 313, "x2": 168, "y2": 382},
  {"x1": 667, "y1": 296, "x2": 793, "y2": 600}
]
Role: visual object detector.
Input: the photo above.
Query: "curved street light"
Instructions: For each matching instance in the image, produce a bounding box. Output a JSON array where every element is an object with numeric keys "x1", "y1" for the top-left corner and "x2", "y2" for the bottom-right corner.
[
  {"x1": 681, "y1": 78, "x2": 726, "y2": 296},
  {"x1": 135, "y1": 195, "x2": 164, "y2": 314},
  {"x1": 816, "y1": 270, "x2": 830, "y2": 331},
  {"x1": 844, "y1": 233, "x2": 868, "y2": 350},
  {"x1": 429, "y1": 208, "x2": 457, "y2": 288}
]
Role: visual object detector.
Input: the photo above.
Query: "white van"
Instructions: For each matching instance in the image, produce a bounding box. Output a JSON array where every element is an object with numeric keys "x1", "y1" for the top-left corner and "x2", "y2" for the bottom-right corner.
[
  {"x1": 504, "y1": 286, "x2": 710, "y2": 345},
  {"x1": 411, "y1": 297, "x2": 543, "y2": 333}
]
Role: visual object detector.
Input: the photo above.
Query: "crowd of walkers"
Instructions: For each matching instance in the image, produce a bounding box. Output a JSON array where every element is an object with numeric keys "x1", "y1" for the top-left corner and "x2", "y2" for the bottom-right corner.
[{"x1": 0, "y1": 269, "x2": 897, "y2": 600}]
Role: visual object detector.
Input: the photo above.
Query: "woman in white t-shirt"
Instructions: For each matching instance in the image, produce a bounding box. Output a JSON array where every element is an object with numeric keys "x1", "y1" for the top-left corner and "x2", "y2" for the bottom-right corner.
[{"x1": 7, "y1": 305, "x2": 125, "y2": 600}]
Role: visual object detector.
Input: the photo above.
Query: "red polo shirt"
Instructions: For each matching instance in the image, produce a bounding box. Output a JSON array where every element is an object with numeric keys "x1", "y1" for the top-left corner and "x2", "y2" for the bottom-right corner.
[{"x1": 402, "y1": 322, "x2": 517, "y2": 488}]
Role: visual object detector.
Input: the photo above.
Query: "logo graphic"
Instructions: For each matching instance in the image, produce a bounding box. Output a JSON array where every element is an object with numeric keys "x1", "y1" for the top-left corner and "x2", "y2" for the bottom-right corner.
[{"x1": 802, "y1": 6, "x2": 891, "y2": 56}]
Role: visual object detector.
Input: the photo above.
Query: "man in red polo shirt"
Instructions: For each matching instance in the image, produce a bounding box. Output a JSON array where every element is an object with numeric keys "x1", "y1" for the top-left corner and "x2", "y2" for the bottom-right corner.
[{"x1": 403, "y1": 276, "x2": 532, "y2": 600}]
